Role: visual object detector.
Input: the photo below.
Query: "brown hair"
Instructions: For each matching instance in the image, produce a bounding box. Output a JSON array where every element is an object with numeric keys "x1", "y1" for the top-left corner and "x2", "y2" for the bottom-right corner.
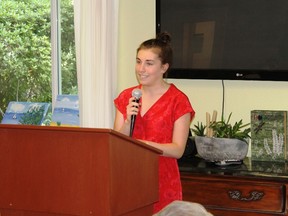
[{"x1": 137, "y1": 32, "x2": 173, "y2": 76}]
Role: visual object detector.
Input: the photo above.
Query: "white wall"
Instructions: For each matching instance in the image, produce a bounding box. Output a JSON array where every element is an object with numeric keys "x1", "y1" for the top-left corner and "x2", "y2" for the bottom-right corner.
[{"x1": 118, "y1": 0, "x2": 288, "y2": 156}]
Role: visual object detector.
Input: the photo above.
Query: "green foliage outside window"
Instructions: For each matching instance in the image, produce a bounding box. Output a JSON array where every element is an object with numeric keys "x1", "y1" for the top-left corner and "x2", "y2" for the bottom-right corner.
[
  {"x1": 60, "y1": 0, "x2": 77, "y2": 95},
  {"x1": 0, "y1": 0, "x2": 76, "y2": 122}
]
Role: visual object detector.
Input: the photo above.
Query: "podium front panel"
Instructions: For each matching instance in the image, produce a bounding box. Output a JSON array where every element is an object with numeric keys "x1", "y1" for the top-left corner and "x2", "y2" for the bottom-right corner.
[{"x1": 0, "y1": 125, "x2": 161, "y2": 216}]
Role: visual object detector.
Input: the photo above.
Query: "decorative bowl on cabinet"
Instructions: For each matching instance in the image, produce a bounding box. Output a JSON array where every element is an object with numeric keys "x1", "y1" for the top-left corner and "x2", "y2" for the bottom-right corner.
[{"x1": 195, "y1": 136, "x2": 248, "y2": 165}]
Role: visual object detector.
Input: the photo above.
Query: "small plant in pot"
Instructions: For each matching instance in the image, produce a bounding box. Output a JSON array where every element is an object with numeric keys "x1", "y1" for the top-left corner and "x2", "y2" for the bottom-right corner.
[{"x1": 192, "y1": 112, "x2": 251, "y2": 166}]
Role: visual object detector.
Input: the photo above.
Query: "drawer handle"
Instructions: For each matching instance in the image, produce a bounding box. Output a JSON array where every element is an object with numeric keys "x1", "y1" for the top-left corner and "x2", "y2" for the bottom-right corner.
[{"x1": 228, "y1": 190, "x2": 264, "y2": 201}]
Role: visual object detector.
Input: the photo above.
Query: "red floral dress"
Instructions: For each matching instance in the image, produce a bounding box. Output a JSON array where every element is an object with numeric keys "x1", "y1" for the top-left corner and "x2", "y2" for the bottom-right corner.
[{"x1": 114, "y1": 84, "x2": 195, "y2": 213}]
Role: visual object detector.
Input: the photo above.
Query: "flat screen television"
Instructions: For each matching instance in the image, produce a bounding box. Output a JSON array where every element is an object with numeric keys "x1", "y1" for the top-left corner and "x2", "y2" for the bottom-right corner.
[{"x1": 156, "y1": 0, "x2": 288, "y2": 81}]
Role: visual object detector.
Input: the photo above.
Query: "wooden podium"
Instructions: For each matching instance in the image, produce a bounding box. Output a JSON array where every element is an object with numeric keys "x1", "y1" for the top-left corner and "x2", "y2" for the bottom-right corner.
[{"x1": 0, "y1": 124, "x2": 162, "y2": 216}]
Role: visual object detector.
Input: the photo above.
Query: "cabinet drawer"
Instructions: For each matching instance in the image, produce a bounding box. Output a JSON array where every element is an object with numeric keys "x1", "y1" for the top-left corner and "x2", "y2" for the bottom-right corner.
[{"x1": 181, "y1": 176, "x2": 285, "y2": 213}]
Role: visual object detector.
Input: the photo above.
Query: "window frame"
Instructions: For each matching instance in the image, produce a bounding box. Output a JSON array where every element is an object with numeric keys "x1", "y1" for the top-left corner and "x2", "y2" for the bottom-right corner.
[{"x1": 51, "y1": 0, "x2": 62, "y2": 109}]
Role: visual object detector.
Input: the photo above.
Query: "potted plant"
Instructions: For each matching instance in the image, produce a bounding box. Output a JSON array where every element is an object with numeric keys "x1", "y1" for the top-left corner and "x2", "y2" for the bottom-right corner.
[{"x1": 192, "y1": 112, "x2": 251, "y2": 165}]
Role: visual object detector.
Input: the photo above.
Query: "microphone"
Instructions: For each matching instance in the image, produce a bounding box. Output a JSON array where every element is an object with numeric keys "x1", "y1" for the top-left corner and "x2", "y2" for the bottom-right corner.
[{"x1": 130, "y1": 88, "x2": 142, "y2": 137}]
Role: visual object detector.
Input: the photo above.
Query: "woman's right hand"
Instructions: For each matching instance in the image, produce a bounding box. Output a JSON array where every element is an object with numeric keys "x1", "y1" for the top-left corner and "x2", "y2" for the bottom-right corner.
[{"x1": 125, "y1": 96, "x2": 140, "y2": 124}]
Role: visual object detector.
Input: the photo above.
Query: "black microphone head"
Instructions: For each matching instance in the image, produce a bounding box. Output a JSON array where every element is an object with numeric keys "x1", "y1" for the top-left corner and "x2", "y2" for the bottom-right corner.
[{"x1": 132, "y1": 88, "x2": 142, "y2": 99}]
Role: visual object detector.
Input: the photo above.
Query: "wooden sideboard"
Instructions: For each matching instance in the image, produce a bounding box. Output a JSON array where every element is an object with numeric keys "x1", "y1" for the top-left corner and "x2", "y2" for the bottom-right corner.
[{"x1": 178, "y1": 157, "x2": 288, "y2": 216}]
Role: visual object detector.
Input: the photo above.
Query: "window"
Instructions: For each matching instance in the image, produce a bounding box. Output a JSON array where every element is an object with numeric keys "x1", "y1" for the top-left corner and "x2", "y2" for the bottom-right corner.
[{"x1": 0, "y1": 0, "x2": 77, "y2": 122}]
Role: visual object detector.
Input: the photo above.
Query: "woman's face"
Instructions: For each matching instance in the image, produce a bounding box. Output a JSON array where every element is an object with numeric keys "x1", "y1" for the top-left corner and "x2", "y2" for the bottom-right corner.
[{"x1": 135, "y1": 48, "x2": 168, "y2": 86}]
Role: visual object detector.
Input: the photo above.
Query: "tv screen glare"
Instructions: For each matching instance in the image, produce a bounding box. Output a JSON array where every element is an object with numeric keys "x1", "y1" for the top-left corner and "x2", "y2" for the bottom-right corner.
[{"x1": 156, "y1": 0, "x2": 288, "y2": 81}]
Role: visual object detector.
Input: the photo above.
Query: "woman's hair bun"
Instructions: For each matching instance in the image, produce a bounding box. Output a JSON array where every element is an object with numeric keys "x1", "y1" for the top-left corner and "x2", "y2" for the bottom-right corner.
[{"x1": 156, "y1": 32, "x2": 171, "y2": 44}]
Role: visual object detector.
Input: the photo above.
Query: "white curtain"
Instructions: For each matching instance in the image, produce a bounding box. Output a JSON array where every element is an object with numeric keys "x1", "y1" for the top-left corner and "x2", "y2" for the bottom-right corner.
[{"x1": 74, "y1": 0, "x2": 118, "y2": 128}]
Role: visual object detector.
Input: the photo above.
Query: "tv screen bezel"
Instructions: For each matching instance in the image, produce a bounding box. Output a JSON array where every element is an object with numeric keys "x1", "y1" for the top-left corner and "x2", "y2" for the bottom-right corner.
[{"x1": 156, "y1": 0, "x2": 288, "y2": 81}]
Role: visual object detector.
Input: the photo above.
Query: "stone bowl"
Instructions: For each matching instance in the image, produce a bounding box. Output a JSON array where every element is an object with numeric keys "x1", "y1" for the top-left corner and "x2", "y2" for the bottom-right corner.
[{"x1": 195, "y1": 136, "x2": 248, "y2": 164}]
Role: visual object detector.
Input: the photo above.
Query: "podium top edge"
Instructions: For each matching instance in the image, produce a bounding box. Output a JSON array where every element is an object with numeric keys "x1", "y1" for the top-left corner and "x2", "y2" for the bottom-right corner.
[{"x1": 0, "y1": 124, "x2": 163, "y2": 155}]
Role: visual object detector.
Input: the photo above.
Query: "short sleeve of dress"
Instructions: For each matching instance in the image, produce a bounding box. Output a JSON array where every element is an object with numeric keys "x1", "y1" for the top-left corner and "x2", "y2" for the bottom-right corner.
[
  {"x1": 173, "y1": 92, "x2": 195, "y2": 122},
  {"x1": 114, "y1": 91, "x2": 127, "y2": 115},
  {"x1": 169, "y1": 85, "x2": 195, "y2": 122},
  {"x1": 114, "y1": 86, "x2": 139, "y2": 117}
]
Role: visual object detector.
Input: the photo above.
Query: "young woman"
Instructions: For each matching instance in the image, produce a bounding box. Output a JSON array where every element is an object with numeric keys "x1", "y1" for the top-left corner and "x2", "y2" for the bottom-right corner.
[{"x1": 113, "y1": 32, "x2": 195, "y2": 213}]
